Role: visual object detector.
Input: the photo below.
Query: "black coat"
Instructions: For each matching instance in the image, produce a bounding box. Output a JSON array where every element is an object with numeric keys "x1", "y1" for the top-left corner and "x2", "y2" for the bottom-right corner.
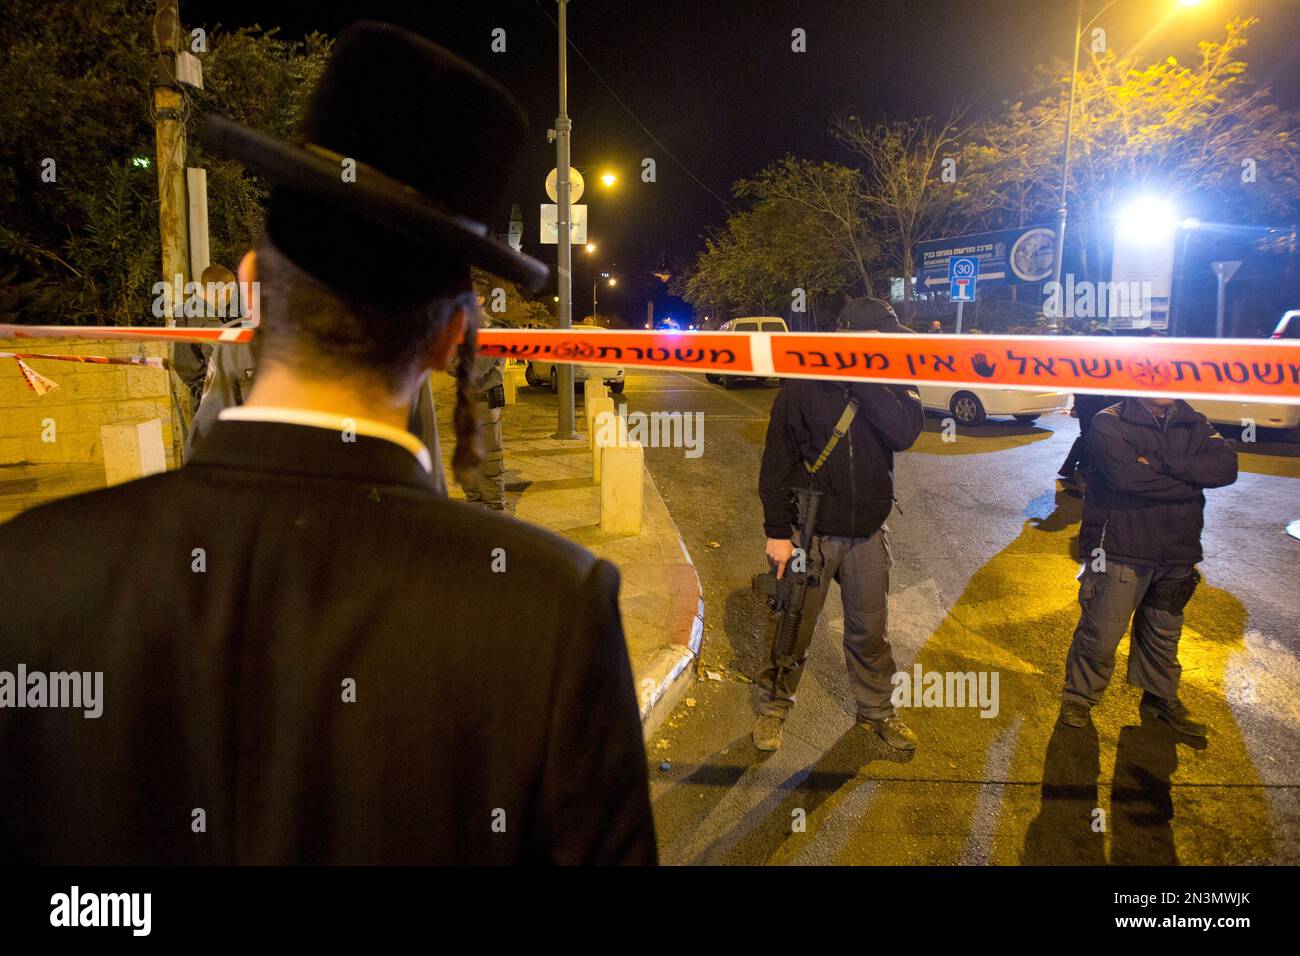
[
  {"x1": 760, "y1": 380, "x2": 924, "y2": 539},
  {"x1": 1080, "y1": 399, "x2": 1238, "y2": 567},
  {"x1": 0, "y1": 420, "x2": 655, "y2": 864}
]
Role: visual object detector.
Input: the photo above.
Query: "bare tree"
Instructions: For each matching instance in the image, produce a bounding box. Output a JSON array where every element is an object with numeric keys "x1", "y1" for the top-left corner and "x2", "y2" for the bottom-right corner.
[
  {"x1": 833, "y1": 108, "x2": 970, "y2": 317},
  {"x1": 738, "y1": 157, "x2": 880, "y2": 296}
]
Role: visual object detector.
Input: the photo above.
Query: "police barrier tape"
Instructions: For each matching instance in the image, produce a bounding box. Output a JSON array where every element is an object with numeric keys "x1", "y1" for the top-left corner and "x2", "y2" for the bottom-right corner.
[
  {"x1": 3, "y1": 323, "x2": 1299, "y2": 404},
  {"x1": 0, "y1": 351, "x2": 170, "y2": 369},
  {"x1": 1, "y1": 350, "x2": 171, "y2": 395}
]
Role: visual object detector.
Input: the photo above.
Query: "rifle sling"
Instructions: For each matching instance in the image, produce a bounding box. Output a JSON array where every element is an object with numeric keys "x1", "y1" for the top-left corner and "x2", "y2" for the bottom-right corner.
[{"x1": 804, "y1": 394, "x2": 859, "y2": 476}]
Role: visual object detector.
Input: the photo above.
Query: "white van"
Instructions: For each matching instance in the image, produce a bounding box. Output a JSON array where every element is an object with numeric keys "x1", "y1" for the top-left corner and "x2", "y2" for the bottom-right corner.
[{"x1": 705, "y1": 316, "x2": 788, "y2": 388}]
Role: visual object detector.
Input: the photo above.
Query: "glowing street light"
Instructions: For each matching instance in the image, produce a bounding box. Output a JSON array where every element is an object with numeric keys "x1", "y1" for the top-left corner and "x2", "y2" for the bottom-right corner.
[
  {"x1": 585, "y1": 242, "x2": 597, "y2": 253},
  {"x1": 600, "y1": 172, "x2": 618, "y2": 188},
  {"x1": 1116, "y1": 195, "x2": 1178, "y2": 243}
]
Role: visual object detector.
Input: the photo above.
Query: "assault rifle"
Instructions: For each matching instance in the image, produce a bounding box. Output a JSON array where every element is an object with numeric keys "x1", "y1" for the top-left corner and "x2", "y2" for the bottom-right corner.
[{"x1": 752, "y1": 485, "x2": 823, "y2": 692}]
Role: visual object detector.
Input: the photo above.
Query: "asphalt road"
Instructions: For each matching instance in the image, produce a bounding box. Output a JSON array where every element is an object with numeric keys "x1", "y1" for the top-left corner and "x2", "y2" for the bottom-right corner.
[{"x1": 617, "y1": 368, "x2": 1300, "y2": 865}]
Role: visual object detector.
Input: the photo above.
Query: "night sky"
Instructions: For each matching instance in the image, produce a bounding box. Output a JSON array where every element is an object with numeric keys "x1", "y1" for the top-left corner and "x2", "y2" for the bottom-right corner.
[{"x1": 182, "y1": 0, "x2": 1300, "y2": 323}]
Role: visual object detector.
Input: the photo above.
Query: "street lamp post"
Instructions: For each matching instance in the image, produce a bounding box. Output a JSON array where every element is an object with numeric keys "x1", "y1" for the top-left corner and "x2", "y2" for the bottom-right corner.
[
  {"x1": 1050, "y1": 0, "x2": 1197, "y2": 332},
  {"x1": 593, "y1": 272, "x2": 614, "y2": 325},
  {"x1": 552, "y1": 0, "x2": 578, "y2": 439}
]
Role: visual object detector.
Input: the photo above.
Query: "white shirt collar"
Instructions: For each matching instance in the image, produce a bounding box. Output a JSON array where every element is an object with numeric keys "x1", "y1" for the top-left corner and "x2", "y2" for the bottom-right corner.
[{"x1": 217, "y1": 405, "x2": 433, "y2": 473}]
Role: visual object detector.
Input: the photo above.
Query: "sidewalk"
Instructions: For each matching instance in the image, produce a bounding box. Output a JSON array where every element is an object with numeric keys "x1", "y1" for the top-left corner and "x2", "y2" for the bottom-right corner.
[{"x1": 431, "y1": 374, "x2": 703, "y2": 738}]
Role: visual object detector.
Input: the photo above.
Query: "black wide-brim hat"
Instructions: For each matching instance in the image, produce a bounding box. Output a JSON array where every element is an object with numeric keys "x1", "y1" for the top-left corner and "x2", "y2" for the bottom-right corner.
[{"x1": 197, "y1": 20, "x2": 548, "y2": 295}]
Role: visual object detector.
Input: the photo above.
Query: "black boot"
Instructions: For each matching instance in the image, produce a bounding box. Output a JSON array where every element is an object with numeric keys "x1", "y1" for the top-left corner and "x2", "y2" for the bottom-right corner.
[{"x1": 1140, "y1": 691, "x2": 1208, "y2": 738}]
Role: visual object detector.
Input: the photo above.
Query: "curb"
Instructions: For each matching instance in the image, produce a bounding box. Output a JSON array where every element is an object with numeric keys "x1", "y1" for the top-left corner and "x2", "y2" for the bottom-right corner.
[{"x1": 636, "y1": 470, "x2": 704, "y2": 741}]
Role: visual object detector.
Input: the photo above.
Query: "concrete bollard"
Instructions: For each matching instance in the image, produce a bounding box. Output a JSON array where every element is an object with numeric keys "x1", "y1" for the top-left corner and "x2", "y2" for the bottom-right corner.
[
  {"x1": 586, "y1": 395, "x2": 615, "y2": 449},
  {"x1": 600, "y1": 441, "x2": 644, "y2": 534},
  {"x1": 101, "y1": 419, "x2": 166, "y2": 487},
  {"x1": 592, "y1": 409, "x2": 625, "y2": 481},
  {"x1": 584, "y1": 380, "x2": 609, "y2": 420},
  {"x1": 502, "y1": 365, "x2": 524, "y2": 405}
]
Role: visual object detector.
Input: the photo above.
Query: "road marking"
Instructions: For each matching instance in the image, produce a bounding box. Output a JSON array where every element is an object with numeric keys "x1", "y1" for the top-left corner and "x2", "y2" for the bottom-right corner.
[{"x1": 665, "y1": 370, "x2": 774, "y2": 416}]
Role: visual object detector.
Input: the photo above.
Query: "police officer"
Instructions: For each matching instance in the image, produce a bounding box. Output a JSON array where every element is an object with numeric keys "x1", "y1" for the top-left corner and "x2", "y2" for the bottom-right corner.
[
  {"x1": 1059, "y1": 395, "x2": 1238, "y2": 736},
  {"x1": 455, "y1": 292, "x2": 506, "y2": 510},
  {"x1": 173, "y1": 263, "x2": 241, "y2": 415},
  {"x1": 755, "y1": 297, "x2": 925, "y2": 751}
]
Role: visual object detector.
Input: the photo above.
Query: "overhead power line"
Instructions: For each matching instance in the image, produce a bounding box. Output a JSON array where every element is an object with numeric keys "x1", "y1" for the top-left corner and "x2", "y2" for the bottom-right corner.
[{"x1": 531, "y1": 0, "x2": 732, "y2": 211}]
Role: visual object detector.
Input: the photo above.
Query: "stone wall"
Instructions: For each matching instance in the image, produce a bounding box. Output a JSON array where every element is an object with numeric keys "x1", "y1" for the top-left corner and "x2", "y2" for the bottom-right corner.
[{"x1": 0, "y1": 337, "x2": 178, "y2": 469}]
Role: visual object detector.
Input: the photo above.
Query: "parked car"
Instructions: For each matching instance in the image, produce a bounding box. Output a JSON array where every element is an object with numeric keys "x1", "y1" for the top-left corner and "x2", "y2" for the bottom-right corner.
[
  {"x1": 917, "y1": 385, "x2": 1070, "y2": 426},
  {"x1": 1186, "y1": 398, "x2": 1300, "y2": 436},
  {"x1": 1270, "y1": 309, "x2": 1300, "y2": 339},
  {"x1": 525, "y1": 324, "x2": 626, "y2": 394},
  {"x1": 1189, "y1": 310, "x2": 1300, "y2": 438},
  {"x1": 705, "y1": 316, "x2": 788, "y2": 388}
]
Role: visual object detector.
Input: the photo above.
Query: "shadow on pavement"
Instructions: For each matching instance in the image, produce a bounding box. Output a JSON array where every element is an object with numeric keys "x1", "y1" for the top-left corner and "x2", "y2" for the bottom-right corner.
[
  {"x1": 722, "y1": 584, "x2": 770, "y2": 681},
  {"x1": 697, "y1": 724, "x2": 911, "y2": 865},
  {"x1": 824, "y1": 485, "x2": 1271, "y2": 864},
  {"x1": 910, "y1": 413, "x2": 1055, "y2": 456},
  {"x1": 1021, "y1": 718, "x2": 1106, "y2": 864},
  {"x1": 653, "y1": 733, "x2": 770, "y2": 864}
]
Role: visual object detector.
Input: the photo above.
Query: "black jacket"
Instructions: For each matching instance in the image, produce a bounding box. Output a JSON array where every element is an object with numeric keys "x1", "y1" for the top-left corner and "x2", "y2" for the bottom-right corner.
[
  {"x1": 0, "y1": 420, "x2": 655, "y2": 865},
  {"x1": 760, "y1": 380, "x2": 924, "y2": 539},
  {"x1": 1080, "y1": 398, "x2": 1237, "y2": 567}
]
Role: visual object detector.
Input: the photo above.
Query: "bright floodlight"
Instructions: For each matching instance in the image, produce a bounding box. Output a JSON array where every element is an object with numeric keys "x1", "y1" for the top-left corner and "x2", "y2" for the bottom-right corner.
[{"x1": 1117, "y1": 196, "x2": 1178, "y2": 243}]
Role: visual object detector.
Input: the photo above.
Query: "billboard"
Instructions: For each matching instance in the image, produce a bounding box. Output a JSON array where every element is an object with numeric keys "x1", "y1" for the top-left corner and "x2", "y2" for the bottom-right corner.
[{"x1": 917, "y1": 225, "x2": 1057, "y2": 293}]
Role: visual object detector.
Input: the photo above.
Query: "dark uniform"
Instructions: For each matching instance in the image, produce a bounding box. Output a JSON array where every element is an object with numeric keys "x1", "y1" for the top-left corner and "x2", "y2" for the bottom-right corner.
[
  {"x1": 1061, "y1": 398, "x2": 1237, "y2": 731},
  {"x1": 758, "y1": 378, "x2": 924, "y2": 721},
  {"x1": 455, "y1": 318, "x2": 506, "y2": 509},
  {"x1": 755, "y1": 298, "x2": 924, "y2": 751}
]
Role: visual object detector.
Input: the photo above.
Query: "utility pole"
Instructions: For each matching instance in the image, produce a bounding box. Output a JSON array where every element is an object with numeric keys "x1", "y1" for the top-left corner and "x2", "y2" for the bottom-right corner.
[
  {"x1": 552, "y1": 0, "x2": 579, "y2": 439},
  {"x1": 152, "y1": 0, "x2": 190, "y2": 468},
  {"x1": 153, "y1": 0, "x2": 189, "y2": 328}
]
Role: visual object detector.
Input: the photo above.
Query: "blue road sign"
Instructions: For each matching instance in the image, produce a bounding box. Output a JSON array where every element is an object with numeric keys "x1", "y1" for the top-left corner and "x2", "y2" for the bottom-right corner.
[
  {"x1": 918, "y1": 224, "x2": 1056, "y2": 292},
  {"x1": 949, "y1": 255, "x2": 978, "y2": 302}
]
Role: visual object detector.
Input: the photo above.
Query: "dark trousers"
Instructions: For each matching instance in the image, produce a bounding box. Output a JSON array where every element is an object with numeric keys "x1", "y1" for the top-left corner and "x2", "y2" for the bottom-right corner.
[
  {"x1": 1062, "y1": 562, "x2": 1193, "y2": 706},
  {"x1": 463, "y1": 399, "x2": 505, "y2": 510},
  {"x1": 758, "y1": 529, "x2": 896, "y2": 721}
]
